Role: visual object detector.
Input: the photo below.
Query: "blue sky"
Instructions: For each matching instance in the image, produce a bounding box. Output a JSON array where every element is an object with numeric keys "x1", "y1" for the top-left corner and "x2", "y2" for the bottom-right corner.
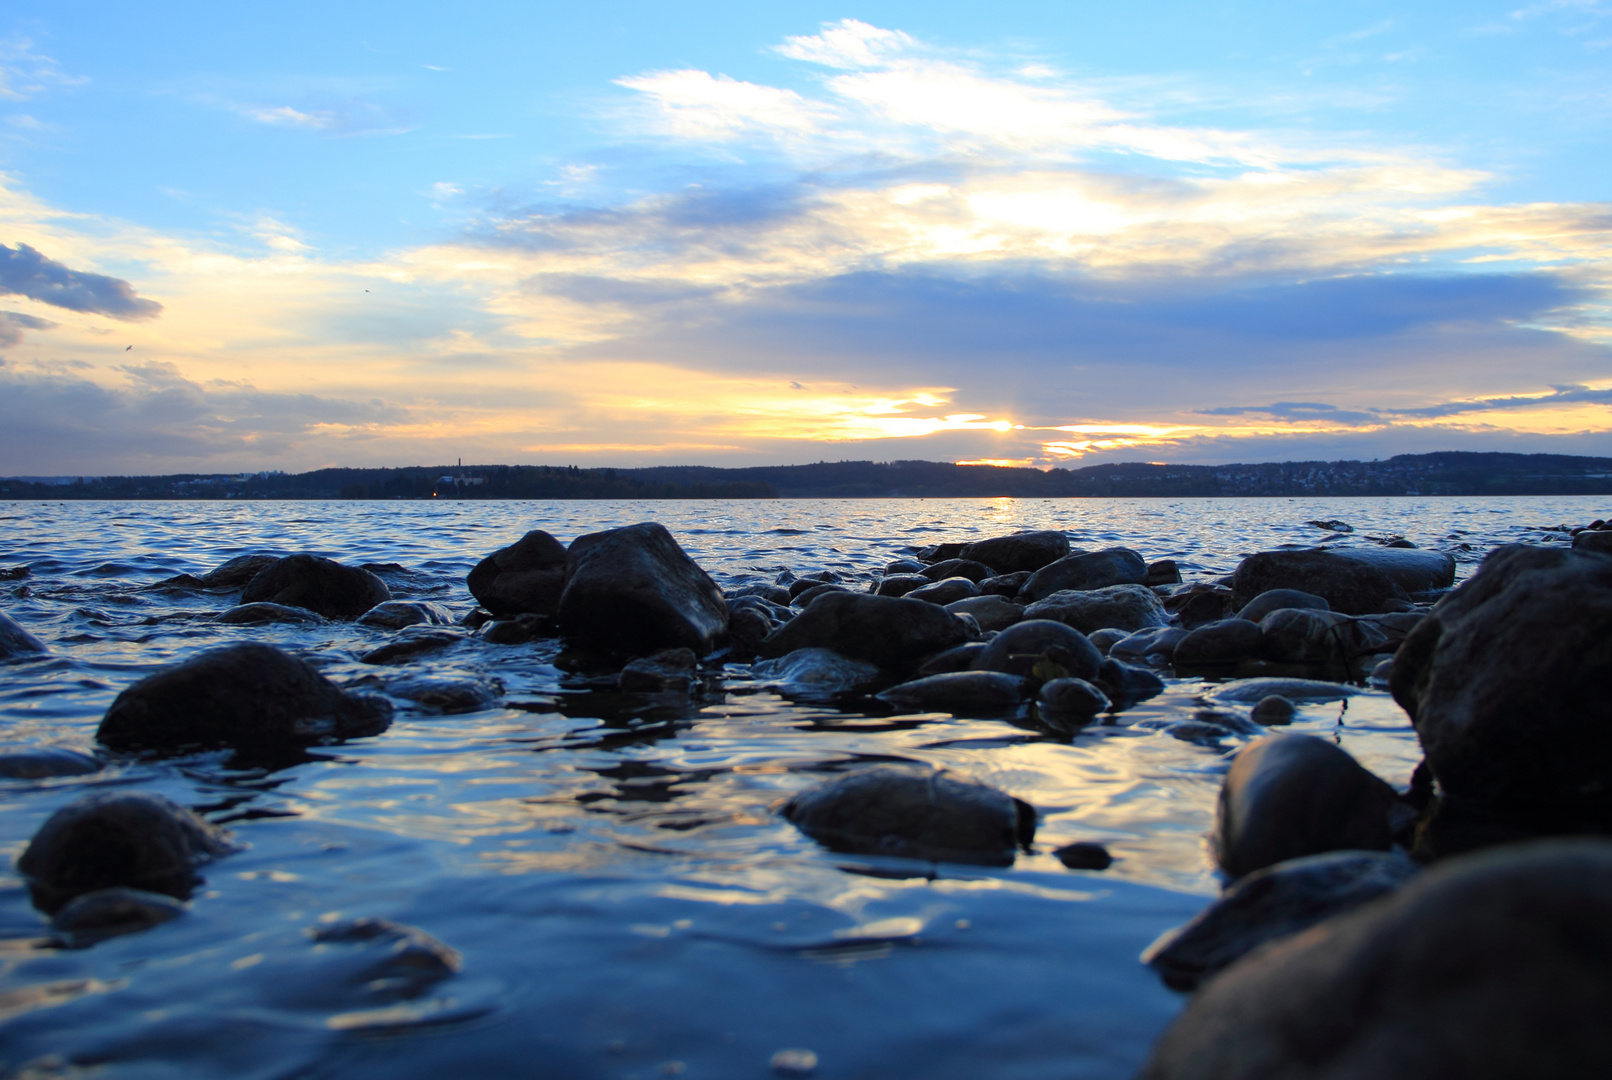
[{"x1": 0, "y1": 1, "x2": 1609, "y2": 472}]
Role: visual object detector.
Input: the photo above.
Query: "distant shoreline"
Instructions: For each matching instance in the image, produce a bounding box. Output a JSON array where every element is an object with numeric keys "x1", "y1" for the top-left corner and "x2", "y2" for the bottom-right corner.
[{"x1": 5, "y1": 451, "x2": 1612, "y2": 500}]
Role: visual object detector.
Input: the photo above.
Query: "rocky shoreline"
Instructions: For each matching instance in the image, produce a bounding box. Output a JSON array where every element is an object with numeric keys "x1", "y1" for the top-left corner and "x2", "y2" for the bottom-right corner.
[{"x1": 5, "y1": 515, "x2": 1612, "y2": 1075}]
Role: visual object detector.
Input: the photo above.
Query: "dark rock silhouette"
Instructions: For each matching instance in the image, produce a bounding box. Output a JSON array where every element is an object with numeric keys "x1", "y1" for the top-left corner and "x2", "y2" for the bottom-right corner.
[
  {"x1": 556, "y1": 522, "x2": 729, "y2": 655},
  {"x1": 467, "y1": 529, "x2": 568, "y2": 616},
  {"x1": 240, "y1": 554, "x2": 392, "y2": 620}
]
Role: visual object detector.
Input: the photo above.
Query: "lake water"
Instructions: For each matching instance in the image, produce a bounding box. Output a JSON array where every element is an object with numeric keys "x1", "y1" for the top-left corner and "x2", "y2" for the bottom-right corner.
[{"x1": 0, "y1": 496, "x2": 1596, "y2": 1079}]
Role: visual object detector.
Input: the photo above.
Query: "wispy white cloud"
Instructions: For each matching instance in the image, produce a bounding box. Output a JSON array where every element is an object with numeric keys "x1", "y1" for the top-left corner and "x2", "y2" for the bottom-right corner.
[
  {"x1": 0, "y1": 36, "x2": 85, "y2": 102},
  {"x1": 230, "y1": 98, "x2": 415, "y2": 137}
]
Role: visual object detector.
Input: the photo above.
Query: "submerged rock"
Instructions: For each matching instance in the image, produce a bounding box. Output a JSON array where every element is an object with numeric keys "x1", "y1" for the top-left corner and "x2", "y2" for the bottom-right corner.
[
  {"x1": 307, "y1": 917, "x2": 462, "y2": 1000},
  {"x1": 1390, "y1": 544, "x2": 1612, "y2": 825},
  {"x1": 1214, "y1": 734, "x2": 1402, "y2": 879},
  {"x1": 1023, "y1": 583, "x2": 1169, "y2": 634},
  {"x1": 51, "y1": 886, "x2": 188, "y2": 945},
  {"x1": 753, "y1": 647, "x2": 881, "y2": 699},
  {"x1": 557, "y1": 522, "x2": 729, "y2": 655},
  {"x1": 17, "y1": 791, "x2": 239, "y2": 913},
  {"x1": 360, "y1": 628, "x2": 464, "y2": 665},
  {"x1": 0, "y1": 747, "x2": 102, "y2": 779},
  {"x1": 382, "y1": 674, "x2": 502, "y2": 714},
  {"x1": 97, "y1": 642, "x2": 392, "y2": 752},
  {"x1": 356, "y1": 600, "x2": 455, "y2": 630},
  {"x1": 876, "y1": 671, "x2": 1031, "y2": 715},
  {"x1": 0, "y1": 610, "x2": 48, "y2": 658},
  {"x1": 1142, "y1": 850, "x2": 1420, "y2": 991},
  {"x1": 1139, "y1": 840, "x2": 1612, "y2": 1080},
  {"x1": 1207, "y1": 678, "x2": 1362, "y2": 705},
  {"x1": 477, "y1": 613, "x2": 552, "y2": 645},
  {"x1": 760, "y1": 592, "x2": 971, "y2": 669},
  {"x1": 1020, "y1": 547, "x2": 1147, "y2": 602},
  {"x1": 240, "y1": 554, "x2": 392, "y2": 620},
  {"x1": 960, "y1": 530, "x2": 1070, "y2": 573},
  {"x1": 1038, "y1": 677, "x2": 1111, "y2": 717},
  {"x1": 971, "y1": 619, "x2": 1102, "y2": 680},
  {"x1": 1230, "y1": 550, "x2": 1409, "y2": 616},
  {"x1": 782, "y1": 765, "x2": 1035, "y2": 865},
  {"x1": 217, "y1": 601, "x2": 326, "y2": 626},
  {"x1": 619, "y1": 648, "x2": 699, "y2": 693},
  {"x1": 467, "y1": 529, "x2": 568, "y2": 617},
  {"x1": 1109, "y1": 626, "x2": 1188, "y2": 663},
  {"x1": 1250, "y1": 695, "x2": 1297, "y2": 726},
  {"x1": 1054, "y1": 841, "x2": 1114, "y2": 870},
  {"x1": 1095, "y1": 657, "x2": 1166, "y2": 709}
]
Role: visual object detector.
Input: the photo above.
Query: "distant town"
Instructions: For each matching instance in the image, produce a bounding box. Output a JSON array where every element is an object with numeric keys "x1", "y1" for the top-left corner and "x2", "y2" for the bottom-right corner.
[{"x1": 4, "y1": 452, "x2": 1612, "y2": 500}]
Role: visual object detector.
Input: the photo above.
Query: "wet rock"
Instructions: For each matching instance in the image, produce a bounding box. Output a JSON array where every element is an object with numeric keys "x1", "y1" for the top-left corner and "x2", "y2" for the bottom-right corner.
[
  {"x1": 1138, "y1": 840, "x2": 1612, "y2": 1080},
  {"x1": 971, "y1": 619, "x2": 1102, "y2": 680},
  {"x1": 217, "y1": 601, "x2": 326, "y2": 626},
  {"x1": 360, "y1": 628, "x2": 465, "y2": 665},
  {"x1": 459, "y1": 607, "x2": 493, "y2": 629},
  {"x1": 1023, "y1": 583, "x2": 1169, "y2": 634},
  {"x1": 356, "y1": 600, "x2": 454, "y2": 630},
  {"x1": 466, "y1": 529, "x2": 568, "y2": 617},
  {"x1": 728, "y1": 582, "x2": 794, "y2": 607},
  {"x1": 557, "y1": 522, "x2": 729, "y2": 655},
  {"x1": 914, "y1": 642, "x2": 988, "y2": 677},
  {"x1": 50, "y1": 887, "x2": 188, "y2": 947},
  {"x1": 792, "y1": 583, "x2": 850, "y2": 607},
  {"x1": 1038, "y1": 677, "x2": 1111, "y2": 717},
  {"x1": 477, "y1": 613, "x2": 552, "y2": 645},
  {"x1": 1325, "y1": 546, "x2": 1456, "y2": 594},
  {"x1": 1095, "y1": 657, "x2": 1166, "y2": 708},
  {"x1": 0, "y1": 747, "x2": 102, "y2": 779},
  {"x1": 1142, "y1": 850, "x2": 1420, "y2": 992},
  {"x1": 1087, "y1": 627, "x2": 1130, "y2": 654},
  {"x1": 907, "y1": 576, "x2": 979, "y2": 605},
  {"x1": 1109, "y1": 626, "x2": 1188, "y2": 663},
  {"x1": 0, "y1": 564, "x2": 28, "y2": 580},
  {"x1": 17, "y1": 791, "x2": 239, "y2": 913},
  {"x1": 381, "y1": 674, "x2": 502, "y2": 713},
  {"x1": 960, "y1": 531, "x2": 1070, "y2": 574},
  {"x1": 1173, "y1": 619, "x2": 1263, "y2": 667},
  {"x1": 1020, "y1": 547, "x2": 1147, "y2": 602},
  {"x1": 978, "y1": 571, "x2": 1031, "y2": 597},
  {"x1": 920, "y1": 558, "x2": 996, "y2": 583},
  {"x1": 944, "y1": 594, "x2": 1024, "y2": 632},
  {"x1": 875, "y1": 573, "x2": 931, "y2": 598},
  {"x1": 0, "y1": 610, "x2": 48, "y2": 658},
  {"x1": 1259, "y1": 608, "x2": 1393, "y2": 664},
  {"x1": 875, "y1": 670, "x2": 1030, "y2": 715},
  {"x1": 1206, "y1": 677, "x2": 1362, "y2": 705},
  {"x1": 884, "y1": 558, "x2": 927, "y2": 575},
  {"x1": 1368, "y1": 656, "x2": 1394, "y2": 688},
  {"x1": 1214, "y1": 734, "x2": 1402, "y2": 879},
  {"x1": 307, "y1": 917, "x2": 462, "y2": 999},
  {"x1": 1250, "y1": 695, "x2": 1297, "y2": 726},
  {"x1": 1236, "y1": 588, "x2": 1329, "y2": 624},
  {"x1": 240, "y1": 554, "x2": 392, "y2": 621},
  {"x1": 753, "y1": 647, "x2": 882, "y2": 699},
  {"x1": 1173, "y1": 586, "x2": 1233, "y2": 629},
  {"x1": 916, "y1": 542, "x2": 969, "y2": 564},
  {"x1": 152, "y1": 554, "x2": 280, "y2": 591},
  {"x1": 728, "y1": 606, "x2": 777, "y2": 658},
  {"x1": 1390, "y1": 544, "x2": 1612, "y2": 823},
  {"x1": 782, "y1": 765, "x2": 1035, "y2": 866},
  {"x1": 759, "y1": 592, "x2": 971, "y2": 669},
  {"x1": 1145, "y1": 559, "x2": 1183, "y2": 587},
  {"x1": 97, "y1": 642, "x2": 393, "y2": 751},
  {"x1": 1230, "y1": 549, "x2": 1409, "y2": 616},
  {"x1": 1054, "y1": 841, "x2": 1114, "y2": 870},
  {"x1": 1307, "y1": 519, "x2": 1353, "y2": 533},
  {"x1": 788, "y1": 571, "x2": 844, "y2": 600},
  {"x1": 1572, "y1": 529, "x2": 1612, "y2": 555},
  {"x1": 619, "y1": 648, "x2": 699, "y2": 693}
]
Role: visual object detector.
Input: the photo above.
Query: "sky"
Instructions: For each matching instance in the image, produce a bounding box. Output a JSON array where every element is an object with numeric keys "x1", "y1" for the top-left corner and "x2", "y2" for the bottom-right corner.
[{"x1": 0, "y1": 1, "x2": 1609, "y2": 475}]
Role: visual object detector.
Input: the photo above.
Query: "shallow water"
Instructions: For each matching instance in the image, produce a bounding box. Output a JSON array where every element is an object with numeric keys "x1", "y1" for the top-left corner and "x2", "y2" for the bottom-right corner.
[{"x1": 0, "y1": 496, "x2": 1595, "y2": 1079}]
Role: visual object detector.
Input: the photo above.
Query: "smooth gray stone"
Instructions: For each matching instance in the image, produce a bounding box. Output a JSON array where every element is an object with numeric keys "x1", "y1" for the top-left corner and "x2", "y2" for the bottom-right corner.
[
  {"x1": 1236, "y1": 588, "x2": 1330, "y2": 624},
  {"x1": 727, "y1": 582, "x2": 793, "y2": 606},
  {"x1": 907, "y1": 577, "x2": 980, "y2": 605},
  {"x1": 875, "y1": 573, "x2": 931, "y2": 598},
  {"x1": 788, "y1": 572, "x2": 844, "y2": 600},
  {"x1": 978, "y1": 571, "x2": 1032, "y2": 597},
  {"x1": 1259, "y1": 608, "x2": 1392, "y2": 663},
  {"x1": 883, "y1": 558, "x2": 927, "y2": 575},
  {"x1": 760, "y1": 592, "x2": 972, "y2": 669},
  {"x1": 1087, "y1": 627, "x2": 1130, "y2": 654},
  {"x1": 782, "y1": 764, "x2": 1034, "y2": 865},
  {"x1": 1142, "y1": 850, "x2": 1421, "y2": 991},
  {"x1": 383, "y1": 674, "x2": 502, "y2": 714},
  {"x1": 943, "y1": 594, "x2": 1024, "y2": 632},
  {"x1": 1109, "y1": 626, "x2": 1188, "y2": 662},
  {"x1": 876, "y1": 670, "x2": 1031, "y2": 715},
  {"x1": 792, "y1": 583, "x2": 851, "y2": 607},
  {"x1": 360, "y1": 628, "x2": 464, "y2": 665},
  {"x1": 971, "y1": 619, "x2": 1102, "y2": 680},
  {"x1": 920, "y1": 559, "x2": 996, "y2": 583},
  {"x1": 960, "y1": 531, "x2": 1070, "y2": 574},
  {"x1": 1139, "y1": 840, "x2": 1612, "y2": 1080},
  {"x1": 1023, "y1": 584, "x2": 1169, "y2": 634},
  {"x1": 1230, "y1": 549, "x2": 1409, "y2": 616},
  {"x1": 1250, "y1": 695, "x2": 1297, "y2": 725},
  {"x1": 1214, "y1": 734, "x2": 1401, "y2": 879},
  {"x1": 1020, "y1": 547, "x2": 1146, "y2": 602},
  {"x1": 1324, "y1": 545, "x2": 1456, "y2": 593},
  {"x1": 1096, "y1": 657, "x2": 1166, "y2": 708}
]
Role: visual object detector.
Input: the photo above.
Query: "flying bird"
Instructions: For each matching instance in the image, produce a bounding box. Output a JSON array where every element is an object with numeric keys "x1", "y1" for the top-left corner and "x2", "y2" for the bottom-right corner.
[{"x1": 125, "y1": 345, "x2": 133, "y2": 350}]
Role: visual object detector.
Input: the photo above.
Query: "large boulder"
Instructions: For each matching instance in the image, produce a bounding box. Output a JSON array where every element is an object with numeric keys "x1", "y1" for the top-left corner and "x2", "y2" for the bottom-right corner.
[
  {"x1": 467, "y1": 530, "x2": 568, "y2": 616},
  {"x1": 1214, "y1": 734, "x2": 1402, "y2": 879},
  {"x1": 556, "y1": 522, "x2": 728, "y2": 655},
  {"x1": 1020, "y1": 547, "x2": 1147, "y2": 602},
  {"x1": 1139, "y1": 840, "x2": 1612, "y2": 1080},
  {"x1": 1325, "y1": 545, "x2": 1456, "y2": 594},
  {"x1": 759, "y1": 592, "x2": 971, "y2": 669},
  {"x1": 1230, "y1": 550, "x2": 1409, "y2": 616},
  {"x1": 1390, "y1": 545, "x2": 1612, "y2": 823},
  {"x1": 782, "y1": 765, "x2": 1035, "y2": 865},
  {"x1": 0, "y1": 610, "x2": 48, "y2": 658},
  {"x1": 960, "y1": 531, "x2": 1070, "y2": 573},
  {"x1": 1022, "y1": 584, "x2": 1169, "y2": 634},
  {"x1": 97, "y1": 643, "x2": 392, "y2": 752},
  {"x1": 240, "y1": 554, "x2": 391, "y2": 620},
  {"x1": 16, "y1": 791, "x2": 239, "y2": 913},
  {"x1": 970, "y1": 619, "x2": 1102, "y2": 680}
]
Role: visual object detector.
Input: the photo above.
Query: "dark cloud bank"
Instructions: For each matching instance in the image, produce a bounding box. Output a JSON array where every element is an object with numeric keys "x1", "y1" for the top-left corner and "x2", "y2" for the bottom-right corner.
[{"x1": 0, "y1": 243, "x2": 162, "y2": 320}]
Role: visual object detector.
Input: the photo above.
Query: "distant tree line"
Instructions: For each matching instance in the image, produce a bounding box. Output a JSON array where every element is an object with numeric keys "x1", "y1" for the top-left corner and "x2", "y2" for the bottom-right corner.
[{"x1": 4, "y1": 452, "x2": 1612, "y2": 500}]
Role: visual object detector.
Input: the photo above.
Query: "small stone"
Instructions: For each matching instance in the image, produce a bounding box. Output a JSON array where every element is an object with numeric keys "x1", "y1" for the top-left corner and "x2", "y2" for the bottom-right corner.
[
  {"x1": 1054, "y1": 841, "x2": 1114, "y2": 870},
  {"x1": 907, "y1": 577, "x2": 980, "y2": 605},
  {"x1": 1039, "y1": 677, "x2": 1111, "y2": 717},
  {"x1": 943, "y1": 594, "x2": 1024, "y2": 632},
  {"x1": 0, "y1": 748, "x2": 101, "y2": 779},
  {"x1": 360, "y1": 629, "x2": 464, "y2": 665},
  {"x1": 1250, "y1": 694, "x2": 1296, "y2": 725},
  {"x1": 51, "y1": 886, "x2": 188, "y2": 945},
  {"x1": 753, "y1": 648, "x2": 881, "y2": 699},
  {"x1": 1023, "y1": 584, "x2": 1169, "y2": 634},
  {"x1": 217, "y1": 601, "x2": 326, "y2": 626},
  {"x1": 355, "y1": 600, "x2": 454, "y2": 630},
  {"x1": 619, "y1": 648, "x2": 699, "y2": 692},
  {"x1": 961, "y1": 531, "x2": 1070, "y2": 574}
]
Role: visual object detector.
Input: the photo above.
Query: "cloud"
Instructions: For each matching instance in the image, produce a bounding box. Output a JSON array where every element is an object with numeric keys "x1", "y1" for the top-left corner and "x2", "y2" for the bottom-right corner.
[
  {"x1": 0, "y1": 243, "x2": 163, "y2": 319},
  {"x1": 233, "y1": 99, "x2": 415, "y2": 137},
  {"x1": 0, "y1": 309, "x2": 56, "y2": 348},
  {"x1": 0, "y1": 37, "x2": 86, "y2": 102},
  {"x1": 614, "y1": 69, "x2": 835, "y2": 142},
  {"x1": 773, "y1": 19, "x2": 918, "y2": 69}
]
